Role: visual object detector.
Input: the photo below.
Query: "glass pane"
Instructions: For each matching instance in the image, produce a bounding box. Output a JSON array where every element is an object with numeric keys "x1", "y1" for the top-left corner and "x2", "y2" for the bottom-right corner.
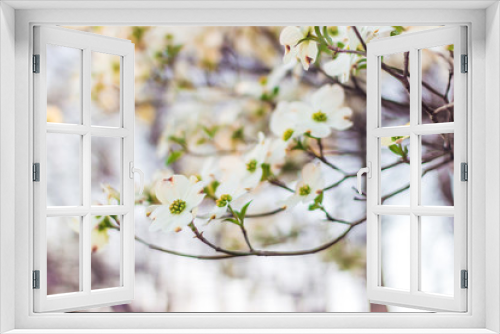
[
  {"x1": 420, "y1": 216, "x2": 454, "y2": 295},
  {"x1": 380, "y1": 136, "x2": 410, "y2": 205},
  {"x1": 47, "y1": 216, "x2": 80, "y2": 295},
  {"x1": 91, "y1": 52, "x2": 121, "y2": 127},
  {"x1": 421, "y1": 133, "x2": 454, "y2": 206},
  {"x1": 46, "y1": 44, "x2": 82, "y2": 124},
  {"x1": 91, "y1": 137, "x2": 121, "y2": 205},
  {"x1": 420, "y1": 45, "x2": 454, "y2": 124},
  {"x1": 380, "y1": 51, "x2": 410, "y2": 127},
  {"x1": 381, "y1": 215, "x2": 410, "y2": 290},
  {"x1": 91, "y1": 215, "x2": 121, "y2": 290},
  {"x1": 47, "y1": 133, "x2": 81, "y2": 206}
]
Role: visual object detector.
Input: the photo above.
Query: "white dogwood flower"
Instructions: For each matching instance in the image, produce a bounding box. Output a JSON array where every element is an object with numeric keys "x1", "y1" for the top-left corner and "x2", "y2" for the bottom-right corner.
[
  {"x1": 283, "y1": 163, "x2": 325, "y2": 208},
  {"x1": 323, "y1": 26, "x2": 393, "y2": 83},
  {"x1": 280, "y1": 26, "x2": 318, "y2": 70},
  {"x1": 295, "y1": 84, "x2": 353, "y2": 138},
  {"x1": 323, "y1": 52, "x2": 358, "y2": 83},
  {"x1": 235, "y1": 132, "x2": 269, "y2": 190},
  {"x1": 270, "y1": 101, "x2": 300, "y2": 142},
  {"x1": 210, "y1": 178, "x2": 246, "y2": 219},
  {"x1": 148, "y1": 175, "x2": 205, "y2": 233},
  {"x1": 236, "y1": 62, "x2": 294, "y2": 99}
]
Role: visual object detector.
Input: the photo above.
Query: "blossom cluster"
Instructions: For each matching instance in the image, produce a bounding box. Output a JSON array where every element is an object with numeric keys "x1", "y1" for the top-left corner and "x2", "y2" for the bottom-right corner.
[{"x1": 146, "y1": 26, "x2": 394, "y2": 234}]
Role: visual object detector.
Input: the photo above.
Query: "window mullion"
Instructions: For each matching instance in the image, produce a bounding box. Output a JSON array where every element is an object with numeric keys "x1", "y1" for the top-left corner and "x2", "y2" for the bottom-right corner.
[
  {"x1": 409, "y1": 47, "x2": 420, "y2": 295},
  {"x1": 82, "y1": 47, "x2": 91, "y2": 294}
]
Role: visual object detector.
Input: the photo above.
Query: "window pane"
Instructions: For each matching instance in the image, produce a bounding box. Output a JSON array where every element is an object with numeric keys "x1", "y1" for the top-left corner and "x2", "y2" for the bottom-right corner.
[
  {"x1": 380, "y1": 136, "x2": 410, "y2": 205},
  {"x1": 380, "y1": 51, "x2": 410, "y2": 127},
  {"x1": 47, "y1": 133, "x2": 82, "y2": 206},
  {"x1": 91, "y1": 52, "x2": 121, "y2": 127},
  {"x1": 47, "y1": 216, "x2": 81, "y2": 295},
  {"x1": 381, "y1": 215, "x2": 410, "y2": 291},
  {"x1": 91, "y1": 215, "x2": 121, "y2": 290},
  {"x1": 421, "y1": 133, "x2": 454, "y2": 206},
  {"x1": 420, "y1": 216, "x2": 454, "y2": 295},
  {"x1": 91, "y1": 137, "x2": 122, "y2": 205},
  {"x1": 420, "y1": 45, "x2": 454, "y2": 124},
  {"x1": 46, "y1": 44, "x2": 82, "y2": 124}
]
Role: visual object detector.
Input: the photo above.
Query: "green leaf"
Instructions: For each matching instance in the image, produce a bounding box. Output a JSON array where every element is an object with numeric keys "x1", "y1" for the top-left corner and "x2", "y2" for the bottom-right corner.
[
  {"x1": 329, "y1": 26, "x2": 339, "y2": 36},
  {"x1": 261, "y1": 163, "x2": 272, "y2": 181},
  {"x1": 308, "y1": 202, "x2": 321, "y2": 211},
  {"x1": 165, "y1": 151, "x2": 183, "y2": 166},
  {"x1": 388, "y1": 144, "x2": 402, "y2": 156},
  {"x1": 272, "y1": 86, "x2": 280, "y2": 97},
  {"x1": 314, "y1": 26, "x2": 328, "y2": 46},
  {"x1": 238, "y1": 200, "x2": 253, "y2": 222},
  {"x1": 231, "y1": 127, "x2": 245, "y2": 141},
  {"x1": 390, "y1": 26, "x2": 406, "y2": 37},
  {"x1": 202, "y1": 125, "x2": 219, "y2": 138},
  {"x1": 322, "y1": 26, "x2": 333, "y2": 45},
  {"x1": 203, "y1": 180, "x2": 220, "y2": 199},
  {"x1": 290, "y1": 138, "x2": 306, "y2": 151},
  {"x1": 314, "y1": 191, "x2": 324, "y2": 205},
  {"x1": 223, "y1": 218, "x2": 240, "y2": 226},
  {"x1": 168, "y1": 135, "x2": 186, "y2": 147}
]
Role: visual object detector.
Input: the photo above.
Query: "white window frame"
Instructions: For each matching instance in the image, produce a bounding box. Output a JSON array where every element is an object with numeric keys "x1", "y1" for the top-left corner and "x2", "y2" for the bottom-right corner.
[
  {"x1": 366, "y1": 26, "x2": 468, "y2": 312},
  {"x1": 1, "y1": 1, "x2": 499, "y2": 333},
  {"x1": 32, "y1": 25, "x2": 136, "y2": 312}
]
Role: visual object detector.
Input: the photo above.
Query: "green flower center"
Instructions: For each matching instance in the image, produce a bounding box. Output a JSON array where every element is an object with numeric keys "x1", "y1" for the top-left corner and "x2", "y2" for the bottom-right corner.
[
  {"x1": 246, "y1": 159, "x2": 258, "y2": 173},
  {"x1": 299, "y1": 184, "x2": 311, "y2": 196},
  {"x1": 282, "y1": 129, "x2": 294, "y2": 141},
  {"x1": 312, "y1": 111, "x2": 328, "y2": 123},
  {"x1": 216, "y1": 194, "x2": 233, "y2": 208},
  {"x1": 169, "y1": 199, "x2": 187, "y2": 214}
]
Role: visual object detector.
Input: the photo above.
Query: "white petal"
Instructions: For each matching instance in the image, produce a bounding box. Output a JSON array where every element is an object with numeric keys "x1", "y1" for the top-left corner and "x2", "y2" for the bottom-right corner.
[
  {"x1": 235, "y1": 81, "x2": 263, "y2": 98},
  {"x1": 156, "y1": 175, "x2": 190, "y2": 204},
  {"x1": 302, "y1": 163, "x2": 321, "y2": 185},
  {"x1": 323, "y1": 53, "x2": 351, "y2": 77},
  {"x1": 309, "y1": 123, "x2": 332, "y2": 138},
  {"x1": 270, "y1": 102, "x2": 293, "y2": 137},
  {"x1": 168, "y1": 211, "x2": 194, "y2": 232},
  {"x1": 185, "y1": 185, "x2": 206, "y2": 210},
  {"x1": 91, "y1": 229, "x2": 109, "y2": 253},
  {"x1": 146, "y1": 205, "x2": 161, "y2": 217},
  {"x1": 298, "y1": 41, "x2": 318, "y2": 70},
  {"x1": 330, "y1": 107, "x2": 354, "y2": 131},
  {"x1": 243, "y1": 168, "x2": 263, "y2": 190},
  {"x1": 347, "y1": 26, "x2": 361, "y2": 50},
  {"x1": 312, "y1": 84, "x2": 345, "y2": 112},
  {"x1": 279, "y1": 26, "x2": 303, "y2": 46},
  {"x1": 210, "y1": 205, "x2": 228, "y2": 219},
  {"x1": 283, "y1": 46, "x2": 297, "y2": 64},
  {"x1": 281, "y1": 194, "x2": 301, "y2": 209}
]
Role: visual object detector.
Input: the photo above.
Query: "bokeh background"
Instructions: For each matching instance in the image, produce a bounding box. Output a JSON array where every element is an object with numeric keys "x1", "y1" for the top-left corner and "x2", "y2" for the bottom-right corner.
[{"x1": 45, "y1": 26, "x2": 455, "y2": 312}]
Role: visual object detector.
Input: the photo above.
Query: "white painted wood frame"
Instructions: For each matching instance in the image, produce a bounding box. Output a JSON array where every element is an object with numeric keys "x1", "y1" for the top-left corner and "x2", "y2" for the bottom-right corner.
[
  {"x1": 32, "y1": 26, "x2": 135, "y2": 312},
  {"x1": 0, "y1": 2, "x2": 497, "y2": 333},
  {"x1": 366, "y1": 26, "x2": 467, "y2": 312}
]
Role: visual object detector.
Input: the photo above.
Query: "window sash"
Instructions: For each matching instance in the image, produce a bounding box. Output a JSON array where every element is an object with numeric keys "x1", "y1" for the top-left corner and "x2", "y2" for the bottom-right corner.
[
  {"x1": 366, "y1": 26, "x2": 468, "y2": 312},
  {"x1": 32, "y1": 25, "x2": 135, "y2": 313}
]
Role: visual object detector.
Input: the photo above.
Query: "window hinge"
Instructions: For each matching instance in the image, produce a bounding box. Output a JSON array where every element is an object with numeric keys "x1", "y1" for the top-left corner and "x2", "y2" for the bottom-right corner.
[
  {"x1": 33, "y1": 163, "x2": 40, "y2": 182},
  {"x1": 461, "y1": 270, "x2": 468, "y2": 289},
  {"x1": 33, "y1": 270, "x2": 40, "y2": 289},
  {"x1": 461, "y1": 54, "x2": 468, "y2": 73},
  {"x1": 461, "y1": 162, "x2": 468, "y2": 181},
  {"x1": 33, "y1": 54, "x2": 40, "y2": 73}
]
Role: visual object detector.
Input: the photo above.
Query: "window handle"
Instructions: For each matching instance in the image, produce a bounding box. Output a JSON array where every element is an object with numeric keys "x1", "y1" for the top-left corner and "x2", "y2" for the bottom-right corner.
[
  {"x1": 356, "y1": 162, "x2": 372, "y2": 195},
  {"x1": 129, "y1": 162, "x2": 145, "y2": 195}
]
